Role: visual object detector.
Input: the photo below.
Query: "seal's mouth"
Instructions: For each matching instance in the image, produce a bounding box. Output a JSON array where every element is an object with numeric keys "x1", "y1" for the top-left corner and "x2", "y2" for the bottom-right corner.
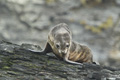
[
  {"x1": 61, "y1": 52, "x2": 66, "y2": 55},
  {"x1": 61, "y1": 53, "x2": 66, "y2": 57},
  {"x1": 61, "y1": 51, "x2": 67, "y2": 57},
  {"x1": 59, "y1": 50, "x2": 67, "y2": 55}
]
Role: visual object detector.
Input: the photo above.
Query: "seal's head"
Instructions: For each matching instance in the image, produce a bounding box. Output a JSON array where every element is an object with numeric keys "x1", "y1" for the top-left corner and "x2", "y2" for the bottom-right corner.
[
  {"x1": 50, "y1": 23, "x2": 72, "y2": 55},
  {"x1": 54, "y1": 31, "x2": 71, "y2": 55}
]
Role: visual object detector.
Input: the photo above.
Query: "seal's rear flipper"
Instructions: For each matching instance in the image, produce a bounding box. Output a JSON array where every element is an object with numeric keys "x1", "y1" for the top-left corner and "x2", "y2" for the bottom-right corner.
[{"x1": 28, "y1": 42, "x2": 53, "y2": 55}]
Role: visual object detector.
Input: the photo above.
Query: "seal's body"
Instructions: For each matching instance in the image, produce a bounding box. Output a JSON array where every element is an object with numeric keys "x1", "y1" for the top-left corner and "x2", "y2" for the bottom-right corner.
[
  {"x1": 68, "y1": 42, "x2": 93, "y2": 63},
  {"x1": 32, "y1": 23, "x2": 93, "y2": 65}
]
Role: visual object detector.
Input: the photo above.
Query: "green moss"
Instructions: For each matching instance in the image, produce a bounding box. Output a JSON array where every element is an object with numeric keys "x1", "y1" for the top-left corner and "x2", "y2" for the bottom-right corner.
[
  {"x1": 0, "y1": 73, "x2": 4, "y2": 77},
  {"x1": 1, "y1": 57, "x2": 13, "y2": 70},
  {"x1": 2, "y1": 66, "x2": 10, "y2": 70},
  {"x1": 47, "y1": 60, "x2": 56, "y2": 65},
  {"x1": 7, "y1": 71, "x2": 22, "y2": 76},
  {"x1": 19, "y1": 62, "x2": 41, "y2": 69}
]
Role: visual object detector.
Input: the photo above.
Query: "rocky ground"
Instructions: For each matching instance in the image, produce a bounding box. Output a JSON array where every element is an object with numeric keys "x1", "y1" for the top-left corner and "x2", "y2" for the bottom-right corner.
[
  {"x1": 0, "y1": 0, "x2": 120, "y2": 65},
  {"x1": 0, "y1": 0, "x2": 120, "y2": 79},
  {"x1": 0, "y1": 40, "x2": 120, "y2": 80}
]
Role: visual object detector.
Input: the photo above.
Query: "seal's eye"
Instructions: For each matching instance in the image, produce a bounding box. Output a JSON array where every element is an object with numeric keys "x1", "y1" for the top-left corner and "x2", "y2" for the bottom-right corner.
[
  {"x1": 66, "y1": 44, "x2": 69, "y2": 48},
  {"x1": 56, "y1": 44, "x2": 60, "y2": 48}
]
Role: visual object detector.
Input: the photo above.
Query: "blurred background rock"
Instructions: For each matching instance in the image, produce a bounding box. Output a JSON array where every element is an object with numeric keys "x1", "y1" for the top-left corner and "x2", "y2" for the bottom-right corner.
[{"x1": 0, "y1": 0, "x2": 120, "y2": 68}]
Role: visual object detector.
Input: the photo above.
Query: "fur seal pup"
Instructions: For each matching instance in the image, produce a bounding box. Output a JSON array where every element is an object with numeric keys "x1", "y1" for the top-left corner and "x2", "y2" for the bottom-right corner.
[{"x1": 30, "y1": 23, "x2": 93, "y2": 65}]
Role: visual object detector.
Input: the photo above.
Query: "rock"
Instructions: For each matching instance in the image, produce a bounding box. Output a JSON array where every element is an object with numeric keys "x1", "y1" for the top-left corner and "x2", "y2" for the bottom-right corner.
[
  {"x1": 0, "y1": 40, "x2": 120, "y2": 80},
  {"x1": 116, "y1": 0, "x2": 120, "y2": 5},
  {"x1": 0, "y1": 0, "x2": 120, "y2": 71}
]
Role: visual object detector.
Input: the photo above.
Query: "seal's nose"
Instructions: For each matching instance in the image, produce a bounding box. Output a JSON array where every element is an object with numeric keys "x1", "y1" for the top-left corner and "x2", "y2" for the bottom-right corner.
[{"x1": 61, "y1": 51, "x2": 64, "y2": 53}]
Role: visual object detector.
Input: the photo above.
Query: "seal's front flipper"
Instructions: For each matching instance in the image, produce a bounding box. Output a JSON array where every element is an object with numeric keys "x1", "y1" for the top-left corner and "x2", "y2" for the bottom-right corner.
[
  {"x1": 64, "y1": 54, "x2": 83, "y2": 65},
  {"x1": 64, "y1": 58, "x2": 83, "y2": 65}
]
